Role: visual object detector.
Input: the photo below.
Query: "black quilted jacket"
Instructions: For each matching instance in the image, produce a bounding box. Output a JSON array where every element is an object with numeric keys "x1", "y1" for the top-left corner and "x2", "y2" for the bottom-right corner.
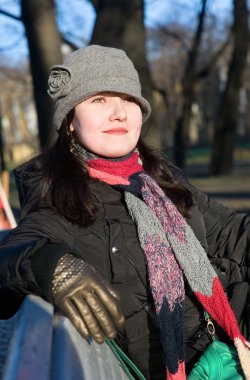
[{"x1": 0, "y1": 161, "x2": 249, "y2": 379}]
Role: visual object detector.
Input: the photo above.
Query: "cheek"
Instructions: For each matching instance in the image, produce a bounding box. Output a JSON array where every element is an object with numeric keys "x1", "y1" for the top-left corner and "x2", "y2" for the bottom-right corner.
[
  {"x1": 134, "y1": 111, "x2": 143, "y2": 134},
  {"x1": 72, "y1": 114, "x2": 92, "y2": 139}
]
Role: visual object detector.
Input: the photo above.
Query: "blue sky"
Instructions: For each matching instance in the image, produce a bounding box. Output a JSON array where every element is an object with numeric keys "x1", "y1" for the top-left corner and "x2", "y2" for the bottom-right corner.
[{"x1": 0, "y1": 0, "x2": 233, "y2": 67}]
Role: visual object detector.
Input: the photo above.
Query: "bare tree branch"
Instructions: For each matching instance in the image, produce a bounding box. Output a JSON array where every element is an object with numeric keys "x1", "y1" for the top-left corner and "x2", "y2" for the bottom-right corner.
[
  {"x1": 195, "y1": 34, "x2": 232, "y2": 80},
  {"x1": 0, "y1": 8, "x2": 22, "y2": 21},
  {"x1": 151, "y1": 24, "x2": 189, "y2": 51},
  {"x1": 0, "y1": 7, "x2": 83, "y2": 54},
  {"x1": 185, "y1": 0, "x2": 207, "y2": 85}
]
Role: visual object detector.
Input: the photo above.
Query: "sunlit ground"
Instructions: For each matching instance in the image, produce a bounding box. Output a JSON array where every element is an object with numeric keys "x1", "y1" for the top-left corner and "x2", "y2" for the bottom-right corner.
[{"x1": 185, "y1": 145, "x2": 250, "y2": 213}]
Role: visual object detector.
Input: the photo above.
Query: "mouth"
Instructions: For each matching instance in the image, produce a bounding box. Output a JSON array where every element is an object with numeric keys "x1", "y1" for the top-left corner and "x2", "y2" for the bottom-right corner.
[{"x1": 103, "y1": 128, "x2": 128, "y2": 135}]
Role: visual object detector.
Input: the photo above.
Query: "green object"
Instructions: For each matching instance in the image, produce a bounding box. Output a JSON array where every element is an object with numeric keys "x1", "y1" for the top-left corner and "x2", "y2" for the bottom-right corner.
[
  {"x1": 106, "y1": 339, "x2": 146, "y2": 380},
  {"x1": 188, "y1": 339, "x2": 244, "y2": 380},
  {"x1": 188, "y1": 310, "x2": 244, "y2": 380}
]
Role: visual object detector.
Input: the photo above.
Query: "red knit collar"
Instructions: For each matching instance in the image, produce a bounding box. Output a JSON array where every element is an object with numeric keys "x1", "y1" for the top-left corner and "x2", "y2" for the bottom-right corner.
[{"x1": 87, "y1": 151, "x2": 144, "y2": 185}]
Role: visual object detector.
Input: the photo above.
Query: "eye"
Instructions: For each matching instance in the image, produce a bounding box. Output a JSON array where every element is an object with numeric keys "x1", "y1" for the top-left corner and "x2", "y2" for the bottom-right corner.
[
  {"x1": 92, "y1": 96, "x2": 106, "y2": 103},
  {"x1": 124, "y1": 96, "x2": 137, "y2": 103}
]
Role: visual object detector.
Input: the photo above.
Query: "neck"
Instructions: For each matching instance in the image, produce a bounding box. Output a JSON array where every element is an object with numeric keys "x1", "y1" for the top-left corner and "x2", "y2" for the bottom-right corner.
[
  {"x1": 69, "y1": 136, "x2": 144, "y2": 185},
  {"x1": 70, "y1": 135, "x2": 136, "y2": 163}
]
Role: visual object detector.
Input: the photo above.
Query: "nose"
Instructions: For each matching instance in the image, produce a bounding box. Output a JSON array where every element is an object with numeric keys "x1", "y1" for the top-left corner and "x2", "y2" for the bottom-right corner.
[{"x1": 109, "y1": 98, "x2": 127, "y2": 122}]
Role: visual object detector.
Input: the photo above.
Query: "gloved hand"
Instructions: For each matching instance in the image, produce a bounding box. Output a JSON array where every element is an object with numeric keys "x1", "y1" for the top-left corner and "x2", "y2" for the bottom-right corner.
[{"x1": 52, "y1": 253, "x2": 125, "y2": 343}]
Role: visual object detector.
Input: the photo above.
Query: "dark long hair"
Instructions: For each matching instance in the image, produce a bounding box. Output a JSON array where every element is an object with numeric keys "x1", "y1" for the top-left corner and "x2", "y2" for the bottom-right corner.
[{"x1": 35, "y1": 121, "x2": 193, "y2": 227}]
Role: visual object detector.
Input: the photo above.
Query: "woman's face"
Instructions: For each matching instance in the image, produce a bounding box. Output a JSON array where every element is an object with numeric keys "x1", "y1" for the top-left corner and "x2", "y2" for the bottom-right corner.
[{"x1": 70, "y1": 92, "x2": 143, "y2": 158}]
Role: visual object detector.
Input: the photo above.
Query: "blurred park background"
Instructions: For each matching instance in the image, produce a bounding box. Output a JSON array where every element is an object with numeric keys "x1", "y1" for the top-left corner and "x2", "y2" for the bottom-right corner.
[{"x1": 0, "y1": 0, "x2": 250, "y2": 218}]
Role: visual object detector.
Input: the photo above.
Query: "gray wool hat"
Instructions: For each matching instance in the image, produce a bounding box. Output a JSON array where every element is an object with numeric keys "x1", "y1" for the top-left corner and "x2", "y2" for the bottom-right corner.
[{"x1": 47, "y1": 45, "x2": 151, "y2": 130}]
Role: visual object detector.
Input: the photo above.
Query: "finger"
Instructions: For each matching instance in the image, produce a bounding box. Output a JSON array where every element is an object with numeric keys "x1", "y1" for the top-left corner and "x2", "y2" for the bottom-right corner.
[
  {"x1": 72, "y1": 296, "x2": 105, "y2": 344},
  {"x1": 84, "y1": 291, "x2": 117, "y2": 339},
  {"x1": 89, "y1": 268, "x2": 121, "y2": 301},
  {"x1": 104, "y1": 286, "x2": 121, "y2": 301},
  {"x1": 60, "y1": 299, "x2": 90, "y2": 339},
  {"x1": 98, "y1": 278, "x2": 121, "y2": 301},
  {"x1": 91, "y1": 284, "x2": 125, "y2": 328}
]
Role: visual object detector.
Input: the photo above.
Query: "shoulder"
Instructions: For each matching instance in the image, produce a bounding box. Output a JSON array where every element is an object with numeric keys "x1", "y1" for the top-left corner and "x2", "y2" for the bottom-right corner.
[
  {"x1": 13, "y1": 155, "x2": 47, "y2": 216},
  {"x1": 14, "y1": 155, "x2": 43, "y2": 191},
  {"x1": 167, "y1": 163, "x2": 189, "y2": 184}
]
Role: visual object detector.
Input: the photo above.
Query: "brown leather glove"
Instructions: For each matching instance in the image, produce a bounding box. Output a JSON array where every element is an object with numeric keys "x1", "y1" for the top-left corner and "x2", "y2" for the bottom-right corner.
[{"x1": 52, "y1": 253, "x2": 125, "y2": 343}]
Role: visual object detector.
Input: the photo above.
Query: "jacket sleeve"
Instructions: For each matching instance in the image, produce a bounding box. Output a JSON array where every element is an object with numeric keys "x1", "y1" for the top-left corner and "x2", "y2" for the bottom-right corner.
[
  {"x1": 168, "y1": 163, "x2": 249, "y2": 337},
  {"x1": 0, "y1": 208, "x2": 75, "y2": 318},
  {"x1": 187, "y1": 182, "x2": 250, "y2": 283},
  {"x1": 188, "y1": 183, "x2": 250, "y2": 338}
]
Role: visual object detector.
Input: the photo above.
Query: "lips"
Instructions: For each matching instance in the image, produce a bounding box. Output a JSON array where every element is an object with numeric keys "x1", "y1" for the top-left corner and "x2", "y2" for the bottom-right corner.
[{"x1": 103, "y1": 128, "x2": 128, "y2": 135}]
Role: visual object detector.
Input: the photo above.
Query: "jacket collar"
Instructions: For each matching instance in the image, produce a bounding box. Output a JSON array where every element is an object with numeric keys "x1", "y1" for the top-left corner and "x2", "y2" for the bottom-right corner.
[{"x1": 90, "y1": 181, "x2": 123, "y2": 204}]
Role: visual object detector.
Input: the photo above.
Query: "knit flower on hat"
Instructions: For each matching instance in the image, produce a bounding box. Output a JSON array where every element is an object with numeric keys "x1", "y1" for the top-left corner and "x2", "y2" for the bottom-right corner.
[{"x1": 48, "y1": 66, "x2": 71, "y2": 99}]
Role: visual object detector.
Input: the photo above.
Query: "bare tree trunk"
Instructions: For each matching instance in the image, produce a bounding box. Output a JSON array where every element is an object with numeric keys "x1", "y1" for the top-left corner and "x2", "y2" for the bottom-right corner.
[
  {"x1": 90, "y1": 0, "x2": 160, "y2": 147},
  {"x1": 174, "y1": 0, "x2": 207, "y2": 168},
  {"x1": 21, "y1": 0, "x2": 62, "y2": 148},
  {"x1": 210, "y1": 0, "x2": 249, "y2": 175}
]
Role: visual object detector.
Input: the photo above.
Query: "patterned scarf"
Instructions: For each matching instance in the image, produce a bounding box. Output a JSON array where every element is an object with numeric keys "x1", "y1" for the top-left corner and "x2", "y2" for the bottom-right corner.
[{"x1": 71, "y1": 143, "x2": 250, "y2": 379}]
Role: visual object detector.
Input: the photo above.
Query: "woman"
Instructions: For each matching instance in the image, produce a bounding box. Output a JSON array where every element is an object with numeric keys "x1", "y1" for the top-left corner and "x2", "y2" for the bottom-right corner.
[{"x1": 0, "y1": 45, "x2": 249, "y2": 380}]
